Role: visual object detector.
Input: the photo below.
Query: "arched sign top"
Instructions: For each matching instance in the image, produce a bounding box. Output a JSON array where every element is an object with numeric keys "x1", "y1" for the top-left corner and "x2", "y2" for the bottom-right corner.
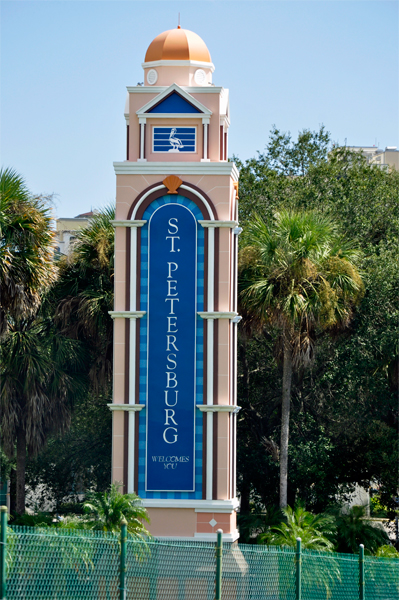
[{"x1": 128, "y1": 181, "x2": 216, "y2": 221}]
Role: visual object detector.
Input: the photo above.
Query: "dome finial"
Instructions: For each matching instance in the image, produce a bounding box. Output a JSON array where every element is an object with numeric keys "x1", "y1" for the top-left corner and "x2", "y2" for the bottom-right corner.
[{"x1": 177, "y1": 12, "x2": 181, "y2": 28}]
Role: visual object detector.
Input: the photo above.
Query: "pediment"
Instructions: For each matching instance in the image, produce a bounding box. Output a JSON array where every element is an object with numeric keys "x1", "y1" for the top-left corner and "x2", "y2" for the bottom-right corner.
[
  {"x1": 148, "y1": 91, "x2": 201, "y2": 114},
  {"x1": 136, "y1": 83, "x2": 212, "y2": 118}
]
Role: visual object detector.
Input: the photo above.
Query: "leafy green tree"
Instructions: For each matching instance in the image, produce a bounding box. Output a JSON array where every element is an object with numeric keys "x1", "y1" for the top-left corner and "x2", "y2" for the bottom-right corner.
[
  {"x1": 259, "y1": 504, "x2": 335, "y2": 551},
  {"x1": 0, "y1": 167, "x2": 56, "y2": 334},
  {"x1": 239, "y1": 210, "x2": 364, "y2": 507},
  {"x1": 83, "y1": 483, "x2": 150, "y2": 537},
  {"x1": 25, "y1": 391, "x2": 112, "y2": 509},
  {"x1": 235, "y1": 126, "x2": 398, "y2": 515},
  {"x1": 375, "y1": 545, "x2": 399, "y2": 558},
  {"x1": 21, "y1": 207, "x2": 115, "y2": 510},
  {"x1": 0, "y1": 316, "x2": 85, "y2": 513},
  {"x1": 332, "y1": 505, "x2": 389, "y2": 554}
]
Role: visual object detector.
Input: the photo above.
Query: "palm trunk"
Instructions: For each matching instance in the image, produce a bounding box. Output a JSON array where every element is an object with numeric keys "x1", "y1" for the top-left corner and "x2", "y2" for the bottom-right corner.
[
  {"x1": 16, "y1": 426, "x2": 26, "y2": 514},
  {"x1": 279, "y1": 337, "x2": 293, "y2": 508}
]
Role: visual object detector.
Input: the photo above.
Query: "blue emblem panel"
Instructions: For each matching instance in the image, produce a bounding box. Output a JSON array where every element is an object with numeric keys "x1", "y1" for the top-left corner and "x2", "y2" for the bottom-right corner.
[
  {"x1": 153, "y1": 127, "x2": 196, "y2": 153},
  {"x1": 146, "y1": 204, "x2": 197, "y2": 492}
]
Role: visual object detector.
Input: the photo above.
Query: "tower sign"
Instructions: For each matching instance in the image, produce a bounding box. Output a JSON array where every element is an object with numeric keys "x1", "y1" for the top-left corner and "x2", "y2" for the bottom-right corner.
[{"x1": 110, "y1": 26, "x2": 240, "y2": 541}]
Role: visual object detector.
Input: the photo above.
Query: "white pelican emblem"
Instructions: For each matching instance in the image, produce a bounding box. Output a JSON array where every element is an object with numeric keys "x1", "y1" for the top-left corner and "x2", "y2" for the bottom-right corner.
[{"x1": 169, "y1": 128, "x2": 184, "y2": 152}]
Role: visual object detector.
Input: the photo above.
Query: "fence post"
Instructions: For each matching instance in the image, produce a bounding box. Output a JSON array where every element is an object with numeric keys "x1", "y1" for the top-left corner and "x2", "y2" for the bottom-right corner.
[
  {"x1": 215, "y1": 529, "x2": 223, "y2": 600},
  {"x1": 120, "y1": 518, "x2": 127, "y2": 600},
  {"x1": 359, "y1": 544, "x2": 365, "y2": 600},
  {"x1": 1, "y1": 506, "x2": 7, "y2": 600},
  {"x1": 295, "y1": 537, "x2": 302, "y2": 600}
]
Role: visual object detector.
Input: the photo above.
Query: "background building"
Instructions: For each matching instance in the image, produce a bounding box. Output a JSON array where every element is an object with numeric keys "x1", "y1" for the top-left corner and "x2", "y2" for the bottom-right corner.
[
  {"x1": 55, "y1": 211, "x2": 94, "y2": 254},
  {"x1": 348, "y1": 146, "x2": 398, "y2": 171}
]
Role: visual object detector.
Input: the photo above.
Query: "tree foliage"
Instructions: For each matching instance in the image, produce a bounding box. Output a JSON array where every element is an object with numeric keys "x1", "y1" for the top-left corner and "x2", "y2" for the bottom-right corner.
[
  {"x1": 236, "y1": 126, "x2": 399, "y2": 514},
  {"x1": 259, "y1": 504, "x2": 335, "y2": 551},
  {"x1": 24, "y1": 207, "x2": 116, "y2": 509},
  {"x1": 0, "y1": 167, "x2": 57, "y2": 335},
  {"x1": 239, "y1": 209, "x2": 363, "y2": 507},
  {"x1": 53, "y1": 206, "x2": 115, "y2": 391},
  {"x1": 83, "y1": 483, "x2": 150, "y2": 537}
]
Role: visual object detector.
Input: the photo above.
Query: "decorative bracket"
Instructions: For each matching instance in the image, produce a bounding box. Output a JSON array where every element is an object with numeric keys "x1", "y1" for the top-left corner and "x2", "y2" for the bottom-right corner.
[
  {"x1": 197, "y1": 405, "x2": 241, "y2": 413},
  {"x1": 107, "y1": 404, "x2": 145, "y2": 412}
]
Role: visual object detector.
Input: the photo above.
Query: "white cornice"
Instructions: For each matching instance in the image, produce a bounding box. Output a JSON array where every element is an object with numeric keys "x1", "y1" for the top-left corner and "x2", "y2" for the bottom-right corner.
[
  {"x1": 142, "y1": 59, "x2": 215, "y2": 73},
  {"x1": 197, "y1": 405, "x2": 241, "y2": 413},
  {"x1": 138, "y1": 113, "x2": 206, "y2": 120},
  {"x1": 136, "y1": 83, "x2": 212, "y2": 117},
  {"x1": 107, "y1": 404, "x2": 145, "y2": 411},
  {"x1": 142, "y1": 498, "x2": 239, "y2": 511},
  {"x1": 127, "y1": 86, "x2": 223, "y2": 94},
  {"x1": 198, "y1": 311, "x2": 238, "y2": 319},
  {"x1": 109, "y1": 311, "x2": 146, "y2": 319},
  {"x1": 114, "y1": 161, "x2": 239, "y2": 180},
  {"x1": 111, "y1": 220, "x2": 146, "y2": 227},
  {"x1": 198, "y1": 221, "x2": 238, "y2": 229}
]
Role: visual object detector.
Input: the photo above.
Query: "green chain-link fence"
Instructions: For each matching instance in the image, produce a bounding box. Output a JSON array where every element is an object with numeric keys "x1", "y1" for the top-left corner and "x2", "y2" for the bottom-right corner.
[{"x1": 1, "y1": 513, "x2": 398, "y2": 599}]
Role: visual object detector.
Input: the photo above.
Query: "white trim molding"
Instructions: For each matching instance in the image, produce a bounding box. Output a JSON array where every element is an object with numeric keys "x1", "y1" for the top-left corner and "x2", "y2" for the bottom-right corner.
[
  {"x1": 155, "y1": 531, "x2": 239, "y2": 542},
  {"x1": 198, "y1": 311, "x2": 238, "y2": 320},
  {"x1": 140, "y1": 113, "x2": 207, "y2": 120},
  {"x1": 109, "y1": 311, "x2": 146, "y2": 319},
  {"x1": 111, "y1": 220, "x2": 146, "y2": 228},
  {"x1": 127, "y1": 86, "x2": 224, "y2": 94},
  {"x1": 197, "y1": 405, "x2": 241, "y2": 413},
  {"x1": 142, "y1": 60, "x2": 215, "y2": 73},
  {"x1": 114, "y1": 161, "x2": 239, "y2": 180},
  {"x1": 107, "y1": 404, "x2": 145, "y2": 412},
  {"x1": 198, "y1": 220, "x2": 238, "y2": 228},
  {"x1": 142, "y1": 498, "x2": 239, "y2": 511},
  {"x1": 194, "y1": 530, "x2": 239, "y2": 542}
]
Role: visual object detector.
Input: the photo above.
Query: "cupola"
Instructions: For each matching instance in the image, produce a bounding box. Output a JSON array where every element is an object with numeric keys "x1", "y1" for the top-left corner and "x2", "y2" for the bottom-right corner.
[{"x1": 142, "y1": 26, "x2": 215, "y2": 87}]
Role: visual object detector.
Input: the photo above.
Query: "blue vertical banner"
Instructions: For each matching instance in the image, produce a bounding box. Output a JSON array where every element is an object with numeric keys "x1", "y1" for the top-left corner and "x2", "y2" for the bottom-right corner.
[{"x1": 146, "y1": 204, "x2": 197, "y2": 492}]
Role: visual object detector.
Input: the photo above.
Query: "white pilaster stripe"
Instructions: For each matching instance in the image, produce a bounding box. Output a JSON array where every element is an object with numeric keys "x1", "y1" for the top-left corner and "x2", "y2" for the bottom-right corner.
[
  {"x1": 130, "y1": 227, "x2": 137, "y2": 312},
  {"x1": 207, "y1": 227, "x2": 215, "y2": 312},
  {"x1": 206, "y1": 410, "x2": 213, "y2": 501},
  {"x1": 140, "y1": 122, "x2": 145, "y2": 160},
  {"x1": 229, "y1": 193, "x2": 235, "y2": 498},
  {"x1": 203, "y1": 123, "x2": 208, "y2": 160},
  {"x1": 128, "y1": 317, "x2": 137, "y2": 492},
  {"x1": 205, "y1": 222, "x2": 215, "y2": 501},
  {"x1": 128, "y1": 411, "x2": 135, "y2": 493}
]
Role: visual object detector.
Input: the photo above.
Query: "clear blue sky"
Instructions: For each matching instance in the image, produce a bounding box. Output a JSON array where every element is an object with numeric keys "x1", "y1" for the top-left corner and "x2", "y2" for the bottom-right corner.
[{"x1": 1, "y1": 0, "x2": 398, "y2": 218}]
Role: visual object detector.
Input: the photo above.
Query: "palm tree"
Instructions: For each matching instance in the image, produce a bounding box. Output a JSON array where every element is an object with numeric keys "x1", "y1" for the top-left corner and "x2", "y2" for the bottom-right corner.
[
  {"x1": 54, "y1": 206, "x2": 115, "y2": 391},
  {"x1": 259, "y1": 504, "x2": 335, "y2": 551},
  {"x1": 83, "y1": 483, "x2": 150, "y2": 538},
  {"x1": 239, "y1": 210, "x2": 364, "y2": 508},
  {"x1": 0, "y1": 316, "x2": 85, "y2": 513},
  {"x1": 333, "y1": 505, "x2": 389, "y2": 554},
  {"x1": 0, "y1": 167, "x2": 56, "y2": 334}
]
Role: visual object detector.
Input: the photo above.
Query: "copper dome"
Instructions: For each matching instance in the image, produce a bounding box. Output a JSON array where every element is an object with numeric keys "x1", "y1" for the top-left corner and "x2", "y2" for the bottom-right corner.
[{"x1": 144, "y1": 27, "x2": 212, "y2": 63}]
